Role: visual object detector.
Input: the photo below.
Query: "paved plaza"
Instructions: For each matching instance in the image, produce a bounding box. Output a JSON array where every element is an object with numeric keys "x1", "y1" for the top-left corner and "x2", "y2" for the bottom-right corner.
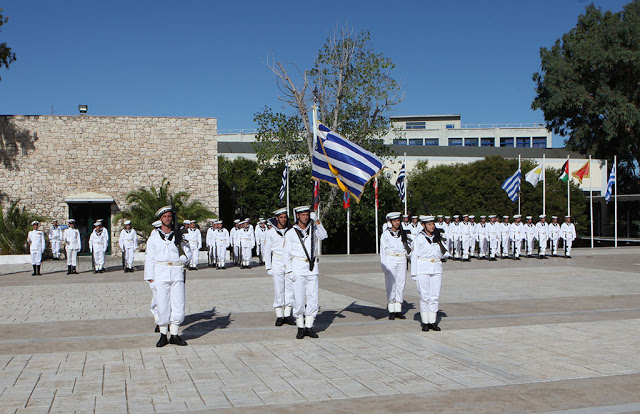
[{"x1": 1, "y1": 248, "x2": 639, "y2": 413}]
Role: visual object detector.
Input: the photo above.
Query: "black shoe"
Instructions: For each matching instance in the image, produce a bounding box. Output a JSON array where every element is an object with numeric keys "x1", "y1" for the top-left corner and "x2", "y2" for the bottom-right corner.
[
  {"x1": 275, "y1": 317, "x2": 284, "y2": 326},
  {"x1": 37, "y1": 265, "x2": 41, "y2": 275},
  {"x1": 154, "y1": 325, "x2": 160, "y2": 333},
  {"x1": 430, "y1": 323, "x2": 441, "y2": 331},
  {"x1": 156, "y1": 334, "x2": 169, "y2": 347},
  {"x1": 296, "y1": 328, "x2": 305, "y2": 339},
  {"x1": 284, "y1": 316, "x2": 296, "y2": 325},
  {"x1": 395, "y1": 312, "x2": 406, "y2": 320},
  {"x1": 72, "y1": 267, "x2": 79, "y2": 274},
  {"x1": 388, "y1": 312, "x2": 396, "y2": 320},
  {"x1": 169, "y1": 335, "x2": 188, "y2": 346},
  {"x1": 421, "y1": 323, "x2": 429, "y2": 332},
  {"x1": 305, "y1": 328, "x2": 318, "y2": 338},
  {"x1": 566, "y1": 255, "x2": 572, "y2": 258},
  {"x1": 67, "y1": 265, "x2": 71, "y2": 275},
  {"x1": 32, "y1": 265, "x2": 37, "y2": 276}
]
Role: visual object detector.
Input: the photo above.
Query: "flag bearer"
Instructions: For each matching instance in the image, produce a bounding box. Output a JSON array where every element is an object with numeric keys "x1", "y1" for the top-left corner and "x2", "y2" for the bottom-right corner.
[
  {"x1": 524, "y1": 216, "x2": 536, "y2": 257},
  {"x1": 411, "y1": 216, "x2": 448, "y2": 332},
  {"x1": 264, "y1": 208, "x2": 295, "y2": 326},
  {"x1": 536, "y1": 215, "x2": 550, "y2": 258},
  {"x1": 283, "y1": 206, "x2": 328, "y2": 339},
  {"x1": 549, "y1": 216, "x2": 561, "y2": 257},
  {"x1": 27, "y1": 221, "x2": 45, "y2": 276},
  {"x1": 380, "y1": 212, "x2": 410, "y2": 320},
  {"x1": 119, "y1": 220, "x2": 138, "y2": 272},
  {"x1": 89, "y1": 221, "x2": 109, "y2": 273},
  {"x1": 64, "y1": 219, "x2": 81, "y2": 274},
  {"x1": 561, "y1": 216, "x2": 577, "y2": 258},
  {"x1": 48, "y1": 219, "x2": 63, "y2": 260}
]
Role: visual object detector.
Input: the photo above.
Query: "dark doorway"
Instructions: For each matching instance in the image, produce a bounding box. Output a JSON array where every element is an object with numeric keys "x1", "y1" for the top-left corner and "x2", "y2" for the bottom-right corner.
[{"x1": 68, "y1": 203, "x2": 112, "y2": 255}]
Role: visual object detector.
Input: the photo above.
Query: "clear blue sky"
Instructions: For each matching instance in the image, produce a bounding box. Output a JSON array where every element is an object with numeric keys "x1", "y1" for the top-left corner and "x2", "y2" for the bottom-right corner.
[{"x1": 0, "y1": 0, "x2": 631, "y2": 147}]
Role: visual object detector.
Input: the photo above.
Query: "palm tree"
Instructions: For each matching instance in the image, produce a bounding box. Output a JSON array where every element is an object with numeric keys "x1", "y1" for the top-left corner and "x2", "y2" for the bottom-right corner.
[
  {"x1": 0, "y1": 199, "x2": 47, "y2": 254},
  {"x1": 114, "y1": 178, "x2": 216, "y2": 238}
]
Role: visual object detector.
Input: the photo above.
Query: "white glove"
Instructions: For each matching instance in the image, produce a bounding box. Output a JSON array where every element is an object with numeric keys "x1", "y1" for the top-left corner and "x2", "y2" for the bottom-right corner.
[
  {"x1": 443, "y1": 252, "x2": 451, "y2": 259},
  {"x1": 266, "y1": 268, "x2": 273, "y2": 276},
  {"x1": 179, "y1": 255, "x2": 188, "y2": 264},
  {"x1": 310, "y1": 212, "x2": 317, "y2": 221}
]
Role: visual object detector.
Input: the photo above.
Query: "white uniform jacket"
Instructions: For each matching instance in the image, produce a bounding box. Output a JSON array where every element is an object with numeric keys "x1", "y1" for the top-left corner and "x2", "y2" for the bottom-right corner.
[
  {"x1": 215, "y1": 228, "x2": 230, "y2": 249},
  {"x1": 184, "y1": 228, "x2": 202, "y2": 250},
  {"x1": 264, "y1": 226, "x2": 287, "y2": 270},
  {"x1": 118, "y1": 229, "x2": 138, "y2": 251},
  {"x1": 476, "y1": 222, "x2": 488, "y2": 241},
  {"x1": 500, "y1": 222, "x2": 511, "y2": 238},
  {"x1": 549, "y1": 223, "x2": 561, "y2": 240},
  {"x1": 144, "y1": 229, "x2": 192, "y2": 282},
  {"x1": 524, "y1": 223, "x2": 536, "y2": 239},
  {"x1": 411, "y1": 231, "x2": 446, "y2": 276},
  {"x1": 63, "y1": 228, "x2": 81, "y2": 250},
  {"x1": 27, "y1": 230, "x2": 46, "y2": 252},
  {"x1": 229, "y1": 227, "x2": 238, "y2": 246},
  {"x1": 283, "y1": 223, "x2": 328, "y2": 276},
  {"x1": 235, "y1": 228, "x2": 255, "y2": 248},
  {"x1": 380, "y1": 228, "x2": 409, "y2": 264},
  {"x1": 510, "y1": 222, "x2": 524, "y2": 240},
  {"x1": 89, "y1": 229, "x2": 109, "y2": 252},
  {"x1": 206, "y1": 228, "x2": 216, "y2": 249},
  {"x1": 486, "y1": 222, "x2": 500, "y2": 240},
  {"x1": 48, "y1": 226, "x2": 62, "y2": 242},
  {"x1": 535, "y1": 222, "x2": 549, "y2": 240},
  {"x1": 449, "y1": 222, "x2": 461, "y2": 241},
  {"x1": 561, "y1": 223, "x2": 577, "y2": 241}
]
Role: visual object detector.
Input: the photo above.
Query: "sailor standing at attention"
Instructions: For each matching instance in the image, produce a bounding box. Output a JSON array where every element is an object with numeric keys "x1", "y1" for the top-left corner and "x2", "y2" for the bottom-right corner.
[
  {"x1": 89, "y1": 221, "x2": 109, "y2": 273},
  {"x1": 48, "y1": 219, "x2": 63, "y2": 260},
  {"x1": 380, "y1": 212, "x2": 410, "y2": 320},
  {"x1": 524, "y1": 216, "x2": 536, "y2": 257},
  {"x1": 206, "y1": 219, "x2": 217, "y2": 268},
  {"x1": 510, "y1": 215, "x2": 524, "y2": 260},
  {"x1": 215, "y1": 221, "x2": 230, "y2": 269},
  {"x1": 255, "y1": 219, "x2": 268, "y2": 265},
  {"x1": 560, "y1": 216, "x2": 577, "y2": 258},
  {"x1": 283, "y1": 206, "x2": 328, "y2": 339},
  {"x1": 27, "y1": 221, "x2": 45, "y2": 276},
  {"x1": 549, "y1": 216, "x2": 561, "y2": 257},
  {"x1": 184, "y1": 220, "x2": 202, "y2": 270},
  {"x1": 264, "y1": 208, "x2": 295, "y2": 326},
  {"x1": 237, "y1": 220, "x2": 255, "y2": 269},
  {"x1": 230, "y1": 219, "x2": 240, "y2": 266},
  {"x1": 411, "y1": 216, "x2": 448, "y2": 332},
  {"x1": 536, "y1": 215, "x2": 550, "y2": 259},
  {"x1": 486, "y1": 215, "x2": 499, "y2": 261},
  {"x1": 477, "y1": 216, "x2": 488, "y2": 259},
  {"x1": 63, "y1": 219, "x2": 81, "y2": 274},
  {"x1": 119, "y1": 220, "x2": 138, "y2": 272}
]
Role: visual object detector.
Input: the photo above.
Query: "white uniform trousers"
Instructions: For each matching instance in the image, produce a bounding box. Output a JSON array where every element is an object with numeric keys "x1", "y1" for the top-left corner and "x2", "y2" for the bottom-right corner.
[
  {"x1": 489, "y1": 236, "x2": 500, "y2": 258},
  {"x1": 564, "y1": 239, "x2": 573, "y2": 256},
  {"x1": 155, "y1": 279, "x2": 185, "y2": 327},
  {"x1": 454, "y1": 238, "x2": 462, "y2": 259},
  {"x1": 501, "y1": 235, "x2": 510, "y2": 257},
  {"x1": 30, "y1": 249, "x2": 43, "y2": 265},
  {"x1": 551, "y1": 237, "x2": 560, "y2": 255},
  {"x1": 93, "y1": 249, "x2": 105, "y2": 270},
  {"x1": 241, "y1": 246, "x2": 252, "y2": 264},
  {"x1": 66, "y1": 248, "x2": 78, "y2": 266},
  {"x1": 479, "y1": 237, "x2": 488, "y2": 258},
  {"x1": 216, "y1": 245, "x2": 226, "y2": 267},
  {"x1": 526, "y1": 236, "x2": 535, "y2": 255},
  {"x1": 415, "y1": 273, "x2": 442, "y2": 313},
  {"x1": 382, "y1": 257, "x2": 406, "y2": 306},
  {"x1": 461, "y1": 236, "x2": 471, "y2": 259},
  {"x1": 513, "y1": 239, "x2": 522, "y2": 257},
  {"x1": 292, "y1": 273, "x2": 319, "y2": 322},
  {"x1": 256, "y1": 242, "x2": 263, "y2": 261},
  {"x1": 149, "y1": 281, "x2": 159, "y2": 323},
  {"x1": 233, "y1": 244, "x2": 240, "y2": 264},
  {"x1": 469, "y1": 238, "x2": 477, "y2": 257},
  {"x1": 538, "y1": 237, "x2": 549, "y2": 256},
  {"x1": 50, "y1": 240, "x2": 61, "y2": 258},
  {"x1": 189, "y1": 242, "x2": 199, "y2": 267},
  {"x1": 124, "y1": 247, "x2": 135, "y2": 268}
]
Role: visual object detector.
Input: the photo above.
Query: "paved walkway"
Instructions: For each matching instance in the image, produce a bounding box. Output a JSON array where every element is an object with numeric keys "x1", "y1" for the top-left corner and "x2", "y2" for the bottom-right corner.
[{"x1": 1, "y1": 248, "x2": 639, "y2": 413}]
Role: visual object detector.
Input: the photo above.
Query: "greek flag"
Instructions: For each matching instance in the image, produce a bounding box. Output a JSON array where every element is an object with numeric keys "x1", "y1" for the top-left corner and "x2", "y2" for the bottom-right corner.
[
  {"x1": 396, "y1": 162, "x2": 406, "y2": 202},
  {"x1": 604, "y1": 163, "x2": 615, "y2": 202},
  {"x1": 312, "y1": 123, "x2": 383, "y2": 202},
  {"x1": 501, "y1": 168, "x2": 521, "y2": 202},
  {"x1": 279, "y1": 164, "x2": 287, "y2": 203}
]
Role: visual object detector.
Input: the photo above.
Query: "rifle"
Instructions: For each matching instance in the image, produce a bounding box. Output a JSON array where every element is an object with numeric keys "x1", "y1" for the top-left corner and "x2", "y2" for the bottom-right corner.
[
  {"x1": 171, "y1": 205, "x2": 187, "y2": 282},
  {"x1": 91, "y1": 248, "x2": 96, "y2": 273},
  {"x1": 121, "y1": 247, "x2": 125, "y2": 271}
]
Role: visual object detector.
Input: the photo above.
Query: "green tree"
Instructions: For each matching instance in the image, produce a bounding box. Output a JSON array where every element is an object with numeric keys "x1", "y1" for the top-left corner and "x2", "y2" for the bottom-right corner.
[
  {"x1": 0, "y1": 9, "x2": 17, "y2": 81},
  {"x1": 0, "y1": 199, "x2": 46, "y2": 254},
  {"x1": 532, "y1": 1, "x2": 640, "y2": 190},
  {"x1": 114, "y1": 178, "x2": 216, "y2": 238}
]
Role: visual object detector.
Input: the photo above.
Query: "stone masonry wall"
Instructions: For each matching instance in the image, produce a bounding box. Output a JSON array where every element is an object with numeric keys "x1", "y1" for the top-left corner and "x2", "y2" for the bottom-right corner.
[{"x1": 0, "y1": 115, "x2": 218, "y2": 254}]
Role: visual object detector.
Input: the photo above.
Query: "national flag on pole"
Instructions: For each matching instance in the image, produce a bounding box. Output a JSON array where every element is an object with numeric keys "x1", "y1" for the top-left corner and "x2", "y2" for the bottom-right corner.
[
  {"x1": 572, "y1": 160, "x2": 590, "y2": 184},
  {"x1": 374, "y1": 177, "x2": 379, "y2": 208},
  {"x1": 604, "y1": 163, "x2": 616, "y2": 202},
  {"x1": 279, "y1": 164, "x2": 288, "y2": 203},
  {"x1": 501, "y1": 168, "x2": 521, "y2": 202},
  {"x1": 525, "y1": 164, "x2": 543, "y2": 187},
  {"x1": 312, "y1": 123, "x2": 384, "y2": 202},
  {"x1": 312, "y1": 180, "x2": 320, "y2": 211},
  {"x1": 558, "y1": 160, "x2": 569, "y2": 183},
  {"x1": 395, "y1": 162, "x2": 406, "y2": 202},
  {"x1": 342, "y1": 191, "x2": 350, "y2": 209}
]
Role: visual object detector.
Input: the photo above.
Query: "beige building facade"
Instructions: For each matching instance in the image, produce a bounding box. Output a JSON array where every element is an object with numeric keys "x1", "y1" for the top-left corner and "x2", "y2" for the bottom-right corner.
[{"x1": 0, "y1": 115, "x2": 218, "y2": 254}]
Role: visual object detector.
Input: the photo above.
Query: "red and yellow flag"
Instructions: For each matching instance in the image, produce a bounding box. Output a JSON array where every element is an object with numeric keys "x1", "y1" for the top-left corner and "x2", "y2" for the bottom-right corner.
[{"x1": 572, "y1": 160, "x2": 590, "y2": 184}]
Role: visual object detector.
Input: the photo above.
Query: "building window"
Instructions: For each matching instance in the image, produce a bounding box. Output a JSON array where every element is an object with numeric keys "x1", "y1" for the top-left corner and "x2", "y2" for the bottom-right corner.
[
  {"x1": 393, "y1": 139, "x2": 408, "y2": 145},
  {"x1": 406, "y1": 121, "x2": 426, "y2": 130},
  {"x1": 465, "y1": 138, "x2": 479, "y2": 147},
  {"x1": 425, "y1": 138, "x2": 439, "y2": 146},
  {"x1": 448, "y1": 138, "x2": 463, "y2": 146},
  {"x1": 409, "y1": 138, "x2": 423, "y2": 145},
  {"x1": 481, "y1": 138, "x2": 495, "y2": 147},
  {"x1": 500, "y1": 137, "x2": 514, "y2": 147},
  {"x1": 516, "y1": 137, "x2": 531, "y2": 148},
  {"x1": 446, "y1": 124, "x2": 455, "y2": 129},
  {"x1": 532, "y1": 137, "x2": 547, "y2": 148}
]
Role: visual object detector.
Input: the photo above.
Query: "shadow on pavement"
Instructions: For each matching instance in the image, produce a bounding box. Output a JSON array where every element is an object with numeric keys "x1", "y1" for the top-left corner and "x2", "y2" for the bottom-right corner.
[{"x1": 181, "y1": 307, "x2": 233, "y2": 340}]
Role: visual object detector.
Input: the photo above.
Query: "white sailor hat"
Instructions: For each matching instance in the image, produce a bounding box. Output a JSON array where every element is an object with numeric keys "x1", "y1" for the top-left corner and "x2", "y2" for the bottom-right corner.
[
  {"x1": 258, "y1": 217, "x2": 264, "y2": 221},
  {"x1": 233, "y1": 219, "x2": 240, "y2": 224},
  {"x1": 259, "y1": 219, "x2": 266, "y2": 223},
  {"x1": 513, "y1": 214, "x2": 521, "y2": 219},
  {"x1": 386, "y1": 212, "x2": 402, "y2": 220},
  {"x1": 183, "y1": 220, "x2": 191, "y2": 225},
  {"x1": 469, "y1": 215, "x2": 475, "y2": 219},
  {"x1": 273, "y1": 207, "x2": 288, "y2": 216},
  {"x1": 294, "y1": 205, "x2": 311, "y2": 214},
  {"x1": 152, "y1": 220, "x2": 162, "y2": 228},
  {"x1": 539, "y1": 214, "x2": 546, "y2": 218},
  {"x1": 96, "y1": 219, "x2": 103, "y2": 223},
  {"x1": 488, "y1": 215, "x2": 496, "y2": 218},
  {"x1": 93, "y1": 222, "x2": 101, "y2": 227},
  {"x1": 565, "y1": 215, "x2": 571, "y2": 218},
  {"x1": 411, "y1": 216, "x2": 418, "y2": 219},
  {"x1": 402, "y1": 214, "x2": 409, "y2": 218},
  {"x1": 217, "y1": 220, "x2": 223, "y2": 224},
  {"x1": 551, "y1": 216, "x2": 558, "y2": 219},
  {"x1": 156, "y1": 206, "x2": 172, "y2": 217},
  {"x1": 437, "y1": 215, "x2": 443, "y2": 218},
  {"x1": 462, "y1": 214, "x2": 468, "y2": 217},
  {"x1": 503, "y1": 215, "x2": 509, "y2": 219},
  {"x1": 244, "y1": 218, "x2": 250, "y2": 222},
  {"x1": 124, "y1": 220, "x2": 131, "y2": 225},
  {"x1": 444, "y1": 216, "x2": 450, "y2": 219},
  {"x1": 420, "y1": 215, "x2": 435, "y2": 222},
  {"x1": 480, "y1": 215, "x2": 486, "y2": 219},
  {"x1": 68, "y1": 219, "x2": 76, "y2": 223},
  {"x1": 526, "y1": 216, "x2": 533, "y2": 219},
  {"x1": 31, "y1": 220, "x2": 39, "y2": 225},
  {"x1": 453, "y1": 215, "x2": 460, "y2": 219}
]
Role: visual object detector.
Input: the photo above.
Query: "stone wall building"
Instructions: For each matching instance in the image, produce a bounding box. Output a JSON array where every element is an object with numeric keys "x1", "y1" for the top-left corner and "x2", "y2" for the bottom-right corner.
[{"x1": 0, "y1": 115, "x2": 218, "y2": 255}]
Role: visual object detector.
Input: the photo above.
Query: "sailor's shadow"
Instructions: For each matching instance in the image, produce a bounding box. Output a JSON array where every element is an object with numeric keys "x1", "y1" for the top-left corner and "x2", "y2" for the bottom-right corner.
[
  {"x1": 314, "y1": 301, "x2": 417, "y2": 333},
  {"x1": 181, "y1": 307, "x2": 233, "y2": 340}
]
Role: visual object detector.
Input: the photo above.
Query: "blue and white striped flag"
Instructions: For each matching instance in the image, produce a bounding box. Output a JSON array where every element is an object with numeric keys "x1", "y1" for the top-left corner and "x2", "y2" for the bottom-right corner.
[
  {"x1": 396, "y1": 162, "x2": 406, "y2": 202},
  {"x1": 279, "y1": 164, "x2": 288, "y2": 203},
  {"x1": 312, "y1": 123, "x2": 383, "y2": 202},
  {"x1": 604, "y1": 163, "x2": 615, "y2": 202},
  {"x1": 501, "y1": 168, "x2": 521, "y2": 202}
]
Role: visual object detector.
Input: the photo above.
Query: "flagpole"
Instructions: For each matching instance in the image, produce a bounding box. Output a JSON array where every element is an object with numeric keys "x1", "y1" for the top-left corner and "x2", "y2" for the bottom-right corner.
[
  {"x1": 614, "y1": 155, "x2": 617, "y2": 248},
  {"x1": 542, "y1": 153, "x2": 546, "y2": 216},
  {"x1": 286, "y1": 162, "x2": 290, "y2": 216},
  {"x1": 374, "y1": 177, "x2": 379, "y2": 254},
  {"x1": 347, "y1": 207, "x2": 350, "y2": 255},
  {"x1": 518, "y1": 154, "x2": 521, "y2": 216},
  {"x1": 312, "y1": 104, "x2": 322, "y2": 256},
  {"x1": 567, "y1": 155, "x2": 570, "y2": 217},
  {"x1": 589, "y1": 155, "x2": 593, "y2": 248},
  {"x1": 403, "y1": 153, "x2": 407, "y2": 215}
]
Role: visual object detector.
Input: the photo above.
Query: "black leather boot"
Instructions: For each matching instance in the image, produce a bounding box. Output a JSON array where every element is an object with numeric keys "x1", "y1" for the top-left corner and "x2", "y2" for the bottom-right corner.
[
  {"x1": 156, "y1": 334, "x2": 168, "y2": 347},
  {"x1": 305, "y1": 328, "x2": 319, "y2": 338},
  {"x1": 32, "y1": 265, "x2": 37, "y2": 276},
  {"x1": 37, "y1": 265, "x2": 41, "y2": 275},
  {"x1": 169, "y1": 335, "x2": 188, "y2": 346},
  {"x1": 275, "y1": 317, "x2": 284, "y2": 326},
  {"x1": 296, "y1": 328, "x2": 305, "y2": 339},
  {"x1": 395, "y1": 312, "x2": 406, "y2": 319},
  {"x1": 67, "y1": 265, "x2": 72, "y2": 275},
  {"x1": 72, "y1": 266, "x2": 79, "y2": 274},
  {"x1": 421, "y1": 323, "x2": 429, "y2": 332}
]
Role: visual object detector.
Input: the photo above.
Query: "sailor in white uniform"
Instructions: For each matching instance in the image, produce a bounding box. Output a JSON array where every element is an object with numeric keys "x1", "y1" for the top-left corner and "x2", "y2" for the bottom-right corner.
[
  {"x1": 477, "y1": 216, "x2": 488, "y2": 259},
  {"x1": 118, "y1": 220, "x2": 138, "y2": 272},
  {"x1": 536, "y1": 215, "x2": 550, "y2": 258},
  {"x1": 549, "y1": 216, "x2": 561, "y2": 257},
  {"x1": 89, "y1": 221, "x2": 109, "y2": 273},
  {"x1": 236, "y1": 220, "x2": 255, "y2": 268},
  {"x1": 27, "y1": 221, "x2": 45, "y2": 276},
  {"x1": 510, "y1": 215, "x2": 524, "y2": 259},
  {"x1": 184, "y1": 220, "x2": 202, "y2": 270},
  {"x1": 380, "y1": 212, "x2": 410, "y2": 320},
  {"x1": 48, "y1": 219, "x2": 63, "y2": 260},
  {"x1": 561, "y1": 216, "x2": 577, "y2": 258},
  {"x1": 63, "y1": 219, "x2": 81, "y2": 274},
  {"x1": 215, "y1": 221, "x2": 230, "y2": 269},
  {"x1": 523, "y1": 216, "x2": 536, "y2": 257},
  {"x1": 264, "y1": 208, "x2": 295, "y2": 326}
]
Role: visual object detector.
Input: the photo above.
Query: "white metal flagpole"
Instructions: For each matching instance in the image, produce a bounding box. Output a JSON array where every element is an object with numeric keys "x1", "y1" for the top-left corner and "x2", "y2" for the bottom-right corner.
[
  {"x1": 403, "y1": 153, "x2": 407, "y2": 215},
  {"x1": 589, "y1": 155, "x2": 594, "y2": 248},
  {"x1": 518, "y1": 154, "x2": 521, "y2": 216},
  {"x1": 286, "y1": 161, "x2": 290, "y2": 217},
  {"x1": 542, "y1": 153, "x2": 546, "y2": 216},
  {"x1": 347, "y1": 206, "x2": 350, "y2": 255},
  {"x1": 614, "y1": 155, "x2": 617, "y2": 248},
  {"x1": 567, "y1": 155, "x2": 570, "y2": 217},
  {"x1": 374, "y1": 177, "x2": 379, "y2": 254}
]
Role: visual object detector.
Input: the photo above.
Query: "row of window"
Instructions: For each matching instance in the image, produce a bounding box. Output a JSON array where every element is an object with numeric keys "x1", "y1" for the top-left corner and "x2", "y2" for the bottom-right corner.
[
  {"x1": 393, "y1": 137, "x2": 547, "y2": 148},
  {"x1": 405, "y1": 121, "x2": 456, "y2": 130}
]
